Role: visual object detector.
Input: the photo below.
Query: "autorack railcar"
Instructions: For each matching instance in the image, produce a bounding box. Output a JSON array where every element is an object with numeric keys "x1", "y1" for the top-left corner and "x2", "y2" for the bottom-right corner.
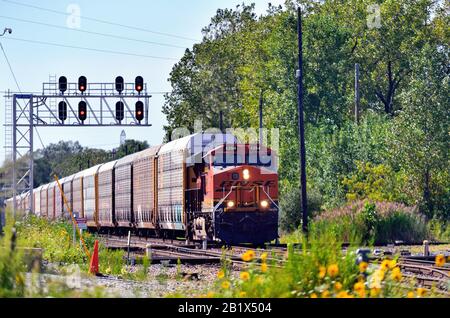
[{"x1": 9, "y1": 133, "x2": 279, "y2": 244}]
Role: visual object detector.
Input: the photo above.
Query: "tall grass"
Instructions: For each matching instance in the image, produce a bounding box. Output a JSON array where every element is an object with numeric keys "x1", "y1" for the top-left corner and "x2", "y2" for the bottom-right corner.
[
  {"x1": 15, "y1": 215, "x2": 127, "y2": 275},
  {"x1": 310, "y1": 201, "x2": 428, "y2": 245},
  {"x1": 0, "y1": 211, "x2": 109, "y2": 297}
]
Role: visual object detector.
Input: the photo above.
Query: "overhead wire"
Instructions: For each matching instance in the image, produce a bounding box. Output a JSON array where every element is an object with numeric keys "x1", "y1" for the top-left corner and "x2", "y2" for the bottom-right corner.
[
  {"x1": 1, "y1": 0, "x2": 200, "y2": 42},
  {"x1": 0, "y1": 15, "x2": 188, "y2": 49},
  {"x1": 2, "y1": 37, "x2": 179, "y2": 60}
]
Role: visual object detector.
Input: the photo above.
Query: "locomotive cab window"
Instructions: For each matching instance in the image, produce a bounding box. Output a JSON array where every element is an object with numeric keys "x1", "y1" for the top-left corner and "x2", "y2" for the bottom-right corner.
[{"x1": 211, "y1": 149, "x2": 272, "y2": 167}]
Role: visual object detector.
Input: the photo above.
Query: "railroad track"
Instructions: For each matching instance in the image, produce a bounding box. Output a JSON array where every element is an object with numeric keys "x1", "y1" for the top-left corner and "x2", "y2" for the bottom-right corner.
[
  {"x1": 100, "y1": 234, "x2": 449, "y2": 294},
  {"x1": 99, "y1": 235, "x2": 286, "y2": 267}
]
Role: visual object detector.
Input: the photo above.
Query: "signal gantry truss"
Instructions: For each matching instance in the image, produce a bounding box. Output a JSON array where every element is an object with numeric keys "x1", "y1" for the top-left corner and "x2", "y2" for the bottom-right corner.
[{"x1": 7, "y1": 78, "x2": 152, "y2": 218}]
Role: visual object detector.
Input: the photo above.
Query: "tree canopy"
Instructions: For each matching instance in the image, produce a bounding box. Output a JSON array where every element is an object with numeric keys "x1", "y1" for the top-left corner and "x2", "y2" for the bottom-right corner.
[{"x1": 163, "y1": 0, "x2": 449, "y2": 226}]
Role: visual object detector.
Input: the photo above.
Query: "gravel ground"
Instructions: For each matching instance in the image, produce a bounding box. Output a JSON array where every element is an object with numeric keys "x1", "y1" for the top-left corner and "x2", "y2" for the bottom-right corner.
[{"x1": 27, "y1": 263, "x2": 239, "y2": 298}]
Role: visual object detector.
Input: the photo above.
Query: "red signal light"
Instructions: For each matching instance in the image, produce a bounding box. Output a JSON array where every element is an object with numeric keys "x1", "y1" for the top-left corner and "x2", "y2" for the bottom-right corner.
[
  {"x1": 78, "y1": 76, "x2": 87, "y2": 92},
  {"x1": 135, "y1": 76, "x2": 144, "y2": 93},
  {"x1": 135, "y1": 101, "x2": 144, "y2": 123}
]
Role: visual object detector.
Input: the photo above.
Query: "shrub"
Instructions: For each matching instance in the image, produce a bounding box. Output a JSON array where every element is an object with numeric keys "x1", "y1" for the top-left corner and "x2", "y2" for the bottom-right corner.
[
  {"x1": 312, "y1": 201, "x2": 428, "y2": 245},
  {"x1": 279, "y1": 187, "x2": 323, "y2": 232}
]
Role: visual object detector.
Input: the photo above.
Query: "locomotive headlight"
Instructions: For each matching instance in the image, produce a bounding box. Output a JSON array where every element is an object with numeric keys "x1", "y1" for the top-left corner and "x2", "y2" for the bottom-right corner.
[
  {"x1": 227, "y1": 201, "x2": 235, "y2": 208},
  {"x1": 243, "y1": 169, "x2": 250, "y2": 180},
  {"x1": 260, "y1": 200, "x2": 269, "y2": 208}
]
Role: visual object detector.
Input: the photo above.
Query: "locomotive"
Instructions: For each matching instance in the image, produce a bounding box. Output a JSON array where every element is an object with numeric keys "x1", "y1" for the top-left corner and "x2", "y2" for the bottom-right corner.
[{"x1": 6, "y1": 133, "x2": 279, "y2": 244}]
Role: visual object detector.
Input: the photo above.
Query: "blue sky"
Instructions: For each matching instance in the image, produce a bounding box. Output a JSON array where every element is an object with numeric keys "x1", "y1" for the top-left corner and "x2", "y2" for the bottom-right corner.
[{"x1": 0, "y1": 0, "x2": 284, "y2": 161}]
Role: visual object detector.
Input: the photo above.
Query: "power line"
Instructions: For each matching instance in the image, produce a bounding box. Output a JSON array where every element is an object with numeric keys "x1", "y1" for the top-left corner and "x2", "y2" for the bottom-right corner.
[
  {"x1": 0, "y1": 36, "x2": 46, "y2": 157},
  {"x1": 1, "y1": 0, "x2": 200, "y2": 42},
  {"x1": 0, "y1": 41, "x2": 21, "y2": 92},
  {"x1": 3, "y1": 37, "x2": 179, "y2": 60},
  {"x1": 0, "y1": 15, "x2": 188, "y2": 49}
]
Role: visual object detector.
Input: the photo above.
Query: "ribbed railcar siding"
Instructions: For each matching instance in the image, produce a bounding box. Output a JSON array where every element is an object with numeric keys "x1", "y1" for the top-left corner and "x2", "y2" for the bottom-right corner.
[
  {"x1": 40, "y1": 186, "x2": 48, "y2": 218},
  {"x1": 134, "y1": 154, "x2": 155, "y2": 228},
  {"x1": 83, "y1": 174, "x2": 97, "y2": 227},
  {"x1": 114, "y1": 163, "x2": 132, "y2": 227},
  {"x1": 157, "y1": 150, "x2": 185, "y2": 230},
  {"x1": 35, "y1": 188, "x2": 41, "y2": 216},
  {"x1": 55, "y1": 184, "x2": 63, "y2": 219},
  {"x1": 62, "y1": 179, "x2": 73, "y2": 219},
  {"x1": 48, "y1": 185, "x2": 55, "y2": 220},
  {"x1": 98, "y1": 162, "x2": 116, "y2": 227},
  {"x1": 24, "y1": 194, "x2": 29, "y2": 212},
  {"x1": 72, "y1": 176, "x2": 83, "y2": 217}
]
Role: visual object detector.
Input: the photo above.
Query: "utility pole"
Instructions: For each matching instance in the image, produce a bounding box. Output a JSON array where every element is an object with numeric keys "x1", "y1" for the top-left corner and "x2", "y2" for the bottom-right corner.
[
  {"x1": 355, "y1": 63, "x2": 360, "y2": 124},
  {"x1": 219, "y1": 110, "x2": 224, "y2": 133},
  {"x1": 259, "y1": 90, "x2": 264, "y2": 145},
  {"x1": 297, "y1": 7, "x2": 308, "y2": 233}
]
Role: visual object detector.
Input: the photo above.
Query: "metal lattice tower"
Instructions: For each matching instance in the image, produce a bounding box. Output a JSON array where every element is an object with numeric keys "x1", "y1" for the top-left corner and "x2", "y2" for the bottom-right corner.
[
  {"x1": 4, "y1": 89, "x2": 13, "y2": 162},
  {"x1": 9, "y1": 79, "x2": 152, "y2": 218}
]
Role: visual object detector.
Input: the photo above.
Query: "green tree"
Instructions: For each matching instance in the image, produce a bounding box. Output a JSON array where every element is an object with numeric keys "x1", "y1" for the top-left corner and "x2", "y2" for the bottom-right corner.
[{"x1": 391, "y1": 44, "x2": 449, "y2": 219}]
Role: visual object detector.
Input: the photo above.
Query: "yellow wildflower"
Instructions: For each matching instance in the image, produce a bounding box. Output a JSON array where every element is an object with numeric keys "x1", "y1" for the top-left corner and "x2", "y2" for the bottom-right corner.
[
  {"x1": 239, "y1": 291, "x2": 247, "y2": 297},
  {"x1": 354, "y1": 282, "x2": 365, "y2": 292},
  {"x1": 354, "y1": 282, "x2": 366, "y2": 298},
  {"x1": 207, "y1": 291, "x2": 215, "y2": 298},
  {"x1": 260, "y1": 252, "x2": 268, "y2": 262},
  {"x1": 217, "y1": 270, "x2": 225, "y2": 279},
  {"x1": 105, "y1": 267, "x2": 111, "y2": 275},
  {"x1": 388, "y1": 259, "x2": 397, "y2": 269},
  {"x1": 416, "y1": 288, "x2": 426, "y2": 297},
  {"x1": 435, "y1": 254, "x2": 445, "y2": 267},
  {"x1": 221, "y1": 281, "x2": 230, "y2": 289},
  {"x1": 310, "y1": 293, "x2": 318, "y2": 298},
  {"x1": 321, "y1": 290, "x2": 330, "y2": 298},
  {"x1": 380, "y1": 260, "x2": 390, "y2": 271},
  {"x1": 241, "y1": 250, "x2": 255, "y2": 262},
  {"x1": 318, "y1": 266, "x2": 326, "y2": 279},
  {"x1": 256, "y1": 276, "x2": 264, "y2": 285},
  {"x1": 337, "y1": 291, "x2": 351, "y2": 298},
  {"x1": 391, "y1": 267, "x2": 402, "y2": 282},
  {"x1": 334, "y1": 282, "x2": 343, "y2": 291},
  {"x1": 327, "y1": 264, "x2": 339, "y2": 278},
  {"x1": 240, "y1": 271, "x2": 250, "y2": 281},
  {"x1": 359, "y1": 261, "x2": 368, "y2": 273},
  {"x1": 370, "y1": 288, "x2": 381, "y2": 297},
  {"x1": 261, "y1": 263, "x2": 268, "y2": 273},
  {"x1": 407, "y1": 291, "x2": 415, "y2": 298}
]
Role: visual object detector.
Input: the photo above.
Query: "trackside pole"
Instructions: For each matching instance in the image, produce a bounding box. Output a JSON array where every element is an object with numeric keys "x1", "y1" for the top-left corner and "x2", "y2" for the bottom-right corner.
[
  {"x1": 127, "y1": 230, "x2": 131, "y2": 266},
  {"x1": 54, "y1": 175, "x2": 91, "y2": 259}
]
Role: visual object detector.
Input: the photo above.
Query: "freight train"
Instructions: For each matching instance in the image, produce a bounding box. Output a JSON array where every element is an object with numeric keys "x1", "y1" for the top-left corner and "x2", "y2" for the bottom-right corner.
[{"x1": 6, "y1": 133, "x2": 279, "y2": 244}]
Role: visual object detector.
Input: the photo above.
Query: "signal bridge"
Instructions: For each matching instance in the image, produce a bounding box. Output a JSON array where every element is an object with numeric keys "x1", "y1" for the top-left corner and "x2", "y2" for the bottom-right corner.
[{"x1": 8, "y1": 76, "x2": 152, "y2": 217}]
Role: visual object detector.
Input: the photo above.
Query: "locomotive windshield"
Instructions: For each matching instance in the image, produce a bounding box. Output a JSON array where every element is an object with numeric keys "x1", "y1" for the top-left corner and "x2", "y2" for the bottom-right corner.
[{"x1": 211, "y1": 149, "x2": 272, "y2": 167}]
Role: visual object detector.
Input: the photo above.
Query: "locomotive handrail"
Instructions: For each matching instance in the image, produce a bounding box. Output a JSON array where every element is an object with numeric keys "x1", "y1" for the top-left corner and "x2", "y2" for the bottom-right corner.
[
  {"x1": 213, "y1": 186, "x2": 237, "y2": 211},
  {"x1": 261, "y1": 186, "x2": 279, "y2": 210},
  {"x1": 214, "y1": 185, "x2": 279, "y2": 211}
]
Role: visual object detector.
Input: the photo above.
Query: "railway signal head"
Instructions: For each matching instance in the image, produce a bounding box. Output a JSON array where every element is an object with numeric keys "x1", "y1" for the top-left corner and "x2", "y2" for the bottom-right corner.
[
  {"x1": 78, "y1": 76, "x2": 87, "y2": 93},
  {"x1": 115, "y1": 76, "x2": 124, "y2": 93},
  {"x1": 116, "y1": 101, "x2": 124, "y2": 122},
  {"x1": 58, "y1": 101, "x2": 67, "y2": 122},
  {"x1": 58, "y1": 76, "x2": 67, "y2": 94},
  {"x1": 78, "y1": 101, "x2": 87, "y2": 122},
  {"x1": 135, "y1": 76, "x2": 144, "y2": 93},
  {"x1": 135, "y1": 101, "x2": 144, "y2": 123}
]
